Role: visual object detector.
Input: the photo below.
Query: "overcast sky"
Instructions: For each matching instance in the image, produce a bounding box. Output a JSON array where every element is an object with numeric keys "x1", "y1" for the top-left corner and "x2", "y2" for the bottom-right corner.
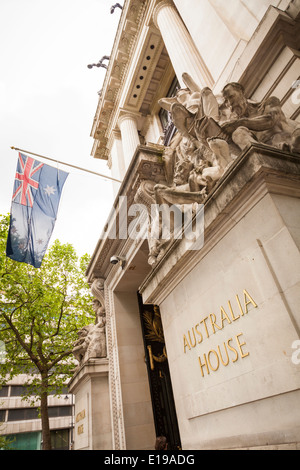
[{"x1": 0, "y1": 0, "x2": 122, "y2": 258}]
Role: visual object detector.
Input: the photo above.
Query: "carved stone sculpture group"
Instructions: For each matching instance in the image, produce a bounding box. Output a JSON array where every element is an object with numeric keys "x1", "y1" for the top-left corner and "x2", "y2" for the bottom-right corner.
[
  {"x1": 72, "y1": 278, "x2": 107, "y2": 366},
  {"x1": 137, "y1": 73, "x2": 300, "y2": 265}
]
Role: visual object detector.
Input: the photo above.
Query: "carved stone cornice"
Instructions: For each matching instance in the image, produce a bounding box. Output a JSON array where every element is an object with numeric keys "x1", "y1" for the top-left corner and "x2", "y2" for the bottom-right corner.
[{"x1": 90, "y1": 0, "x2": 148, "y2": 160}]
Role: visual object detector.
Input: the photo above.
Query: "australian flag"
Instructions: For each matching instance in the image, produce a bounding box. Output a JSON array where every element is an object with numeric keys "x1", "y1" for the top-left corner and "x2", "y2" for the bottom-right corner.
[{"x1": 6, "y1": 152, "x2": 68, "y2": 268}]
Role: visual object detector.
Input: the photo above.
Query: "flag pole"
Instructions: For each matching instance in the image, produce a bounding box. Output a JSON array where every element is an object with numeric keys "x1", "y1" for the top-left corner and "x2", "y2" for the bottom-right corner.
[{"x1": 10, "y1": 146, "x2": 122, "y2": 184}]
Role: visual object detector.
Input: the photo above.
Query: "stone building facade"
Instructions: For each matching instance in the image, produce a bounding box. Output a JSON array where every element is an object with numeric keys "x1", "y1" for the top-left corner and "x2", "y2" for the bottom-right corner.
[{"x1": 69, "y1": 0, "x2": 300, "y2": 450}]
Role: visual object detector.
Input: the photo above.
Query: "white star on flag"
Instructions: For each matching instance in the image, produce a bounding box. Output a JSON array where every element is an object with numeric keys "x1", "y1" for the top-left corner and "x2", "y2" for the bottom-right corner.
[{"x1": 44, "y1": 185, "x2": 56, "y2": 196}]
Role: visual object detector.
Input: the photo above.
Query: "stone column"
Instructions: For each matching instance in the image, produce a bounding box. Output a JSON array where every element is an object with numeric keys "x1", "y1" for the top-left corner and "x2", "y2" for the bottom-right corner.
[
  {"x1": 118, "y1": 113, "x2": 140, "y2": 170},
  {"x1": 153, "y1": 1, "x2": 214, "y2": 89},
  {"x1": 108, "y1": 130, "x2": 125, "y2": 197}
]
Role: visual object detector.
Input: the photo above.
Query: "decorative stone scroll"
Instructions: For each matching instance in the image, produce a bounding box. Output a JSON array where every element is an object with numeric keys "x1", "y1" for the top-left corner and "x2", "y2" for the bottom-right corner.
[
  {"x1": 72, "y1": 277, "x2": 107, "y2": 366},
  {"x1": 137, "y1": 73, "x2": 300, "y2": 266}
]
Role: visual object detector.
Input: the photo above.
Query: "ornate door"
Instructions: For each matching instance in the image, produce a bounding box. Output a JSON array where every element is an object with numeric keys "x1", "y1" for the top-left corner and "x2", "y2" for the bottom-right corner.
[{"x1": 138, "y1": 295, "x2": 181, "y2": 450}]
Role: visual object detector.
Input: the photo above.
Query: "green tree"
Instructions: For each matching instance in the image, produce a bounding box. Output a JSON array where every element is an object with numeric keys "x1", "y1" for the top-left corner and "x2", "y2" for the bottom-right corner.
[
  {"x1": 0, "y1": 421, "x2": 14, "y2": 450},
  {"x1": 0, "y1": 214, "x2": 94, "y2": 450}
]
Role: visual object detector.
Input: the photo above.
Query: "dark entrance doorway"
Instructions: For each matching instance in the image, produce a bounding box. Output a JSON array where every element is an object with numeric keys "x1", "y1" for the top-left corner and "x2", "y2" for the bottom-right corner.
[{"x1": 138, "y1": 295, "x2": 181, "y2": 450}]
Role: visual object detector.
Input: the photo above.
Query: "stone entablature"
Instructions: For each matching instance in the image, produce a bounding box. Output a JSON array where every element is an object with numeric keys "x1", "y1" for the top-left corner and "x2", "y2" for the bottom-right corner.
[{"x1": 91, "y1": 0, "x2": 151, "y2": 160}]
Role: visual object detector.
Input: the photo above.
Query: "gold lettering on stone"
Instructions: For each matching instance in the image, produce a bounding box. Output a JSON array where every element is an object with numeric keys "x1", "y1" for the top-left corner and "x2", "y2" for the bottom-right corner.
[
  {"x1": 76, "y1": 409, "x2": 86, "y2": 423},
  {"x1": 182, "y1": 289, "x2": 257, "y2": 377},
  {"x1": 77, "y1": 424, "x2": 84, "y2": 435},
  {"x1": 197, "y1": 333, "x2": 249, "y2": 377},
  {"x1": 183, "y1": 289, "x2": 257, "y2": 353}
]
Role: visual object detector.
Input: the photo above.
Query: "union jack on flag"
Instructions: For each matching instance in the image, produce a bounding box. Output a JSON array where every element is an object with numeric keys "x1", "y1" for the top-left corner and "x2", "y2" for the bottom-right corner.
[
  {"x1": 12, "y1": 154, "x2": 44, "y2": 207},
  {"x1": 6, "y1": 152, "x2": 68, "y2": 268}
]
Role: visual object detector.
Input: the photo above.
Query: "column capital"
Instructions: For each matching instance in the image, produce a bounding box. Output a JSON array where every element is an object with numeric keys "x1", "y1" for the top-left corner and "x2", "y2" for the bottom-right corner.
[
  {"x1": 152, "y1": 0, "x2": 174, "y2": 29},
  {"x1": 118, "y1": 111, "x2": 140, "y2": 128},
  {"x1": 151, "y1": 0, "x2": 214, "y2": 88},
  {"x1": 107, "y1": 128, "x2": 122, "y2": 151},
  {"x1": 117, "y1": 110, "x2": 141, "y2": 168}
]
